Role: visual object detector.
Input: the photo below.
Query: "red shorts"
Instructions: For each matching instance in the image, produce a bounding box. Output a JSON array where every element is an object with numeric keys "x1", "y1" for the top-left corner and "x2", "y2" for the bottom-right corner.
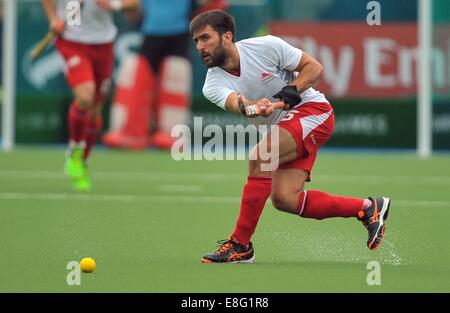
[
  {"x1": 278, "y1": 102, "x2": 335, "y2": 181},
  {"x1": 56, "y1": 38, "x2": 114, "y2": 104}
]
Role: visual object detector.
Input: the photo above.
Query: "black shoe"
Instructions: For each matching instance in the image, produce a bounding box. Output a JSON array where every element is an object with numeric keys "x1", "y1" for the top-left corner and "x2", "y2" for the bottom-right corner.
[
  {"x1": 358, "y1": 197, "x2": 391, "y2": 251},
  {"x1": 201, "y1": 237, "x2": 255, "y2": 263}
]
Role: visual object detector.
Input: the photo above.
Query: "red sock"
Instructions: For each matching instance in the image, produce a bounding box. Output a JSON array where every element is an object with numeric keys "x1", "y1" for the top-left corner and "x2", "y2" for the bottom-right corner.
[
  {"x1": 297, "y1": 190, "x2": 364, "y2": 220},
  {"x1": 232, "y1": 176, "x2": 272, "y2": 246},
  {"x1": 68, "y1": 101, "x2": 88, "y2": 143},
  {"x1": 84, "y1": 116, "x2": 103, "y2": 160}
]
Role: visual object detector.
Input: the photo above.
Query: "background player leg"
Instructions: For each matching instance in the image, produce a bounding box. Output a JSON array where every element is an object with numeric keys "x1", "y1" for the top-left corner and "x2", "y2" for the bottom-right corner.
[
  {"x1": 74, "y1": 41, "x2": 113, "y2": 191},
  {"x1": 65, "y1": 81, "x2": 96, "y2": 190},
  {"x1": 84, "y1": 105, "x2": 103, "y2": 162}
]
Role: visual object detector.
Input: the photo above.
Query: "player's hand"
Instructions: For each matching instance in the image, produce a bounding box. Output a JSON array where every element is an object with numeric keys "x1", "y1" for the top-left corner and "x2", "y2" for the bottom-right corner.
[
  {"x1": 49, "y1": 17, "x2": 65, "y2": 36},
  {"x1": 242, "y1": 99, "x2": 275, "y2": 118},
  {"x1": 273, "y1": 85, "x2": 302, "y2": 110},
  {"x1": 258, "y1": 98, "x2": 276, "y2": 117},
  {"x1": 241, "y1": 101, "x2": 265, "y2": 118}
]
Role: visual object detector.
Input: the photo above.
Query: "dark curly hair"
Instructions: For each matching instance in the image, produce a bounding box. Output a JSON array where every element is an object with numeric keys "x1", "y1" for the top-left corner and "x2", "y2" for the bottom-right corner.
[{"x1": 189, "y1": 9, "x2": 236, "y2": 42}]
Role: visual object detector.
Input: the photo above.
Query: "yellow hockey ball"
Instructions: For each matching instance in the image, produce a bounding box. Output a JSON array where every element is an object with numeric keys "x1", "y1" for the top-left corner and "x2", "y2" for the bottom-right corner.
[{"x1": 80, "y1": 257, "x2": 96, "y2": 273}]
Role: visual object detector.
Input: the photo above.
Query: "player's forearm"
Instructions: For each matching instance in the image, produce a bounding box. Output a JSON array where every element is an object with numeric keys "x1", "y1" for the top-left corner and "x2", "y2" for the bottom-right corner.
[
  {"x1": 41, "y1": 0, "x2": 58, "y2": 22},
  {"x1": 290, "y1": 61, "x2": 323, "y2": 93},
  {"x1": 224, "y1": 93, "x2": 275, "y2": 118},
  {"x1": 225, "y1": 92, "x2": 250, "y2": 114}
]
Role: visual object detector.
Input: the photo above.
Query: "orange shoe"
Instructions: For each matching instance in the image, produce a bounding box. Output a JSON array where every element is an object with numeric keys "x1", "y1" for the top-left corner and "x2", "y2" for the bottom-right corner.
[
  {"x1": 358, "y1": 197, "x2": 391, "y2": 251},
  {"x1": 150, "y1": 131, "x2": 175, "y2": 150},
  {"x1": 201, "y1": 237, "x2": 255, "y2": 264}
]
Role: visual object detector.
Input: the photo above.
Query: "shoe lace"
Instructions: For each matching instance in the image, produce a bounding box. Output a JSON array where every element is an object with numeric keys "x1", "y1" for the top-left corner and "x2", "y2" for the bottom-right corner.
[
  {"x1": 216, "y1": 239, "x2": 235, "y2": 254},
  {"x1": 369, "y1": 208, "x2": 380, "y2": 224}
]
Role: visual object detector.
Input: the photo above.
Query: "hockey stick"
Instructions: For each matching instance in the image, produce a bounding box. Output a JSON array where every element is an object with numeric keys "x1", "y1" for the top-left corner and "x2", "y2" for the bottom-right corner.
[{"x1": 30, "y1": 31, "x2": 55, "y2": 60}]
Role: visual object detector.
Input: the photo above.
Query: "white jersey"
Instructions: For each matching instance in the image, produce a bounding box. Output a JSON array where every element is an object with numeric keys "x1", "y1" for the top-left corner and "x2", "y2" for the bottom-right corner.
[
  {"x1": 202, "y1": 35, "x2": 329, "y2": 127},
  {"x1": 57, "y1": 0, "x2": 117, "y2": 44}
]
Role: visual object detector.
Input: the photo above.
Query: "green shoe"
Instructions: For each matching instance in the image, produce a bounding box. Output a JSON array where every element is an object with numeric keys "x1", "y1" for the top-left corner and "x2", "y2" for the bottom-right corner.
[
  {"x1": 64, "y1": 147, "x2": 85, "y2": 179},
  {"x1": 74, "y1": 170, "x2": 91, "y2": 192}
]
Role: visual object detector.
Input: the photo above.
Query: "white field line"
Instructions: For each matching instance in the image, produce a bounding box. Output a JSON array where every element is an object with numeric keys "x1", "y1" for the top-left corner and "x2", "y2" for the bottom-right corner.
[
  {"x1": 0, "y1": 192, "x2": 240, "y2": 203},
  {"x1": 1, "y1": 170, "x2": 450, "y2": 185},
  {"x1": 0, "y1": 170, "x2": 232, "y2": 181},
  {"x1": 0, "y1": 192, "x2": 449, "y2": 208},
  {"x1": 158, "y1": 185, "x2": 204, "y2": 193}
]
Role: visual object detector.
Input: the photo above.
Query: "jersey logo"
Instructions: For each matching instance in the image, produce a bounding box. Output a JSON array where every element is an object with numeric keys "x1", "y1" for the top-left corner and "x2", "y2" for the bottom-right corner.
[
  {"x1": 260, "y1": 72, "x2": 274, "y2": 84},
  {"x1": 67, "y1": 55, "x2": 81, "y2": 68}
]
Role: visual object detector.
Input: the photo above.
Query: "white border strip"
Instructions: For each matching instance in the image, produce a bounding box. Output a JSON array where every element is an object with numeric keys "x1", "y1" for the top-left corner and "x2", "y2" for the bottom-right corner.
[{"x1": 2, "y1": 0, "x2": 17, "y2": 151}]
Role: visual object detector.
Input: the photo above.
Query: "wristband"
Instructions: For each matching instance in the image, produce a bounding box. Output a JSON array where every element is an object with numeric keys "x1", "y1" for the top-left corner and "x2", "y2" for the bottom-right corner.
[{"x1": 238, "y1": 93, "x2": 246, "y2": 115}]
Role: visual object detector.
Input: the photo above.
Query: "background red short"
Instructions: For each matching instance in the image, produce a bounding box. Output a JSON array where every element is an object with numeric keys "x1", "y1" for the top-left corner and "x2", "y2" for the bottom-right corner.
[
  {"x1": 56, "y1": 38, "x2": 114, "y2": 104},
  {"x1": 278, "y1": 102, "x2": 335, "y2": 180}
]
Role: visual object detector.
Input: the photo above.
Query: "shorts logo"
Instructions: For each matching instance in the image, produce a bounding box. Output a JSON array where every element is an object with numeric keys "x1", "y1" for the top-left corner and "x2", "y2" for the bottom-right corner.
[
  {"x1": 260, "y1": 72, "x2": 275, "y2": 84},
  {"x1": 67, "y1": 55, "x2": 81, "y2": 68},
  {"x1": 100, "y1": 78, "x2": 112, "y2": 95}
]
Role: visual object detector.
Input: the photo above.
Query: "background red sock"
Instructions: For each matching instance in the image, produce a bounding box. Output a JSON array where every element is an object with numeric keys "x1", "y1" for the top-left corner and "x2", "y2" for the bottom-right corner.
[
  {"x1": 68, "y1": 101, "x2": 88, "y2": 143},
  {"x1": 232, "y1": 176, "x2": 272, "y2": 246},
  {"x1": 297, "y1": 190, "x2": 364, "y2": 220},
  {"x1": 84, "y1": 116, "x2": 103, "y2": 161}
]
